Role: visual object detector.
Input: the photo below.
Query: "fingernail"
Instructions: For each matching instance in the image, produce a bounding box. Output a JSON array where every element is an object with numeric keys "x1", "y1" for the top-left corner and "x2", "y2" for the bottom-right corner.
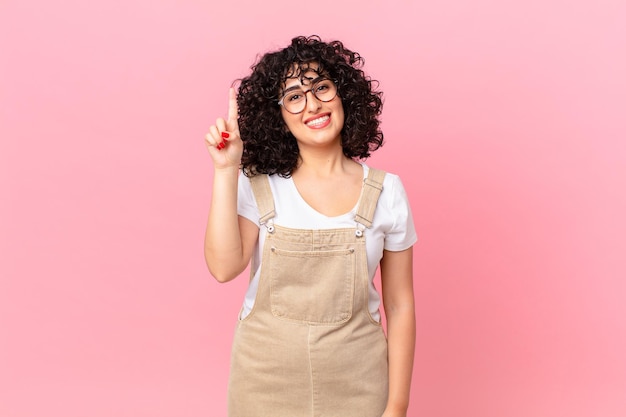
[{"x1": 221, "y1": 132, "x2": 230, "y2": 139}]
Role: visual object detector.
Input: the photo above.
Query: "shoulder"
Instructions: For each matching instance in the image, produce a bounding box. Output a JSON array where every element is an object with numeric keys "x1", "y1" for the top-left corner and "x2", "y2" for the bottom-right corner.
[
  {"x1": 362, "y1": 164, "x2": 417, "y2": 249},
  {"x1": 362, "y1": 164, "x2": 408, "y2": 202},
  {"x1": 239, "y1": 172, "x2": 294, "y2": 210}
]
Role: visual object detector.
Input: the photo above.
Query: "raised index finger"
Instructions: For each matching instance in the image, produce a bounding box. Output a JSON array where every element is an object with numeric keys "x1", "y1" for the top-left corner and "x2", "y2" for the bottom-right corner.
[{"x1": 227, "y1": 87, "x2": 239, "y2": 127}]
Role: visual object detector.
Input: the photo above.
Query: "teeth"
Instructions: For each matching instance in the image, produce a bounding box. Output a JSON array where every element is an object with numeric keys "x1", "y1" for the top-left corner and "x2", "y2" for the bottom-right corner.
[{"x1": 306, "y1": 115, "x2": 329, "y2": 126}]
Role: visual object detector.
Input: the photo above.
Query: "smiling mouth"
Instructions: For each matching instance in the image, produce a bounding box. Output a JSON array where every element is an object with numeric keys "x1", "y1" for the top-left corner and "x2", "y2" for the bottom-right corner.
[{"x1": 305, "y1": 114, "x2": 330, "y2": 127}]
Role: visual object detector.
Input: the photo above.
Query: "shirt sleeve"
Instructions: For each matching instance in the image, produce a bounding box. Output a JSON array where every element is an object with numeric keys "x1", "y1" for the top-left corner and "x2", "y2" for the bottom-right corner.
[
  {"x1": 383, "y1": 174, "x2": 418, "y2": 251},
  {"x1": 237, "y1": 172, "x2": 260, "y2": 226}
]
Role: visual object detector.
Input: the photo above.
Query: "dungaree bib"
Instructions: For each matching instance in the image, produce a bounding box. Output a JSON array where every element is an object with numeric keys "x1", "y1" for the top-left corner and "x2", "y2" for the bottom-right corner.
[{"x1": 228, "y1": 169, "x2": 389, "y2": 417}]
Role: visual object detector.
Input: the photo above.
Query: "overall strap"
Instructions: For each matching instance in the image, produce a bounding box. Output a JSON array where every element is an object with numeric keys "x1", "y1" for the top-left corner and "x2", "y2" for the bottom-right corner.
[
  {"x1": 249, "y1": 174, "x2": 276, "y2": 226},
  {"x1": 355, "y1": 168, "x2": 386, "y2": 228}
]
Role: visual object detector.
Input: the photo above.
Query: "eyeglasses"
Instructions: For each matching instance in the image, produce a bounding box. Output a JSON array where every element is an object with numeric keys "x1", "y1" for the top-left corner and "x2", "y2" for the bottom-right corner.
[{"x1": 277, "y1": 78, "x2": 338, "y2": 114}]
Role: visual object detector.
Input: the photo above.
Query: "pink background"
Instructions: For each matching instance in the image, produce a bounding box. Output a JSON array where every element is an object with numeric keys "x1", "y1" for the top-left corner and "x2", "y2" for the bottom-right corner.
[{"x1": 1, "y1": 0, "x2": 625, "y2": 416}]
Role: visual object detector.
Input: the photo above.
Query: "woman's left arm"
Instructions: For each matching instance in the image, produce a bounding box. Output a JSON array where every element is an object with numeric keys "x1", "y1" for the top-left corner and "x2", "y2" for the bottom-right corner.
[{"x1": 380, "y1": 247, "x2": 415, "y2": 417}]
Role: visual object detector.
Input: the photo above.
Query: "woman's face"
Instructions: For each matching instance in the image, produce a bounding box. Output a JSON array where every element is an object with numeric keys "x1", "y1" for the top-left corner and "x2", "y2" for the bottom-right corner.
[{"x1": 279, "y1": 62, "x2": 344, "y2": 151}]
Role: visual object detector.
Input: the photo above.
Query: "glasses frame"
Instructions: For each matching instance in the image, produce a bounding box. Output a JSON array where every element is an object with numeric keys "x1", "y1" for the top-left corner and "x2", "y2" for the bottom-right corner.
[{"x1": 277, "y1": 78, "x2": 338, "y2": 114}]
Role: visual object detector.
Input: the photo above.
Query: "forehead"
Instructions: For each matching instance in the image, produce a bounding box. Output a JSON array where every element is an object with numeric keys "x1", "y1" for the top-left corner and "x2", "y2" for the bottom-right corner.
[{"x1": 282, "y1": 62, "x2": 323, "y2": 88}]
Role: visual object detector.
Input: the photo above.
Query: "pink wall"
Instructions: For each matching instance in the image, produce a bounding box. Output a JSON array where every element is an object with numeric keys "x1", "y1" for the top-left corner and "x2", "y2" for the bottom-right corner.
[{"x1": 1, "y1": 0, "x2": 625, "y2": 416}]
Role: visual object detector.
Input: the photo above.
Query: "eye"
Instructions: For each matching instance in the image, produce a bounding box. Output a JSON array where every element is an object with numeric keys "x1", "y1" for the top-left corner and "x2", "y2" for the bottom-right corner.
[
  {"x1": 287, "y1": 93, "x2": 303, "y2": 102},
  {"x1": 315, "y1": 81, "x2": 331, "y2": 92}
]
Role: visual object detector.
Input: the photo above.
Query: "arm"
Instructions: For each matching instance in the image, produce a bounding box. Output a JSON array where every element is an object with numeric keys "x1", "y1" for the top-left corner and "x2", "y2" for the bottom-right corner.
[
  {"x1": 203, "y1": 88, "x2": 259, "y2": 283},
  {"x1": 380, "y1": 247, "x2": 415, "y2": 417}
]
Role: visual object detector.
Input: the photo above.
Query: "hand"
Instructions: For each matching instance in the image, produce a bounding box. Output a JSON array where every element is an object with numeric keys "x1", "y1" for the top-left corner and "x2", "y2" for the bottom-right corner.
[{"x1": 205, "y1": 88, "x2": 243, "y2": 169}]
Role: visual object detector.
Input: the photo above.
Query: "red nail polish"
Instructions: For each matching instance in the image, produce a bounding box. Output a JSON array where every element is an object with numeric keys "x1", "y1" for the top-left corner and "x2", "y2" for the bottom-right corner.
[{"x1": 221, "y1": 132, "x2": 230, "y2": 139}]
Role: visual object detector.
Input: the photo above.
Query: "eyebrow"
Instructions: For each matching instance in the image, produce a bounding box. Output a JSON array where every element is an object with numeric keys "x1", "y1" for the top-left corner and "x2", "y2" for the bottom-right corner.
[{"x1": 282, "y1": 76, "x2": 326, "y2": 95}]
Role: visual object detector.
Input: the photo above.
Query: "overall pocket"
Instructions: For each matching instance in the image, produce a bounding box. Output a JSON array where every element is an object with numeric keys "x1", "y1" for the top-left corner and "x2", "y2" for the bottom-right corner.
[{"x1": 268, "y1": 247, "x2": 355, "y2": 325}]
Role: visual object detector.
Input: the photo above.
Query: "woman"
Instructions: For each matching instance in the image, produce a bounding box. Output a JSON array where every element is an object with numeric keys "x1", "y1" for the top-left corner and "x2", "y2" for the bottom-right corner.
[{"x1": 204, "y1": 35, "x2": 417, "y2": 417}]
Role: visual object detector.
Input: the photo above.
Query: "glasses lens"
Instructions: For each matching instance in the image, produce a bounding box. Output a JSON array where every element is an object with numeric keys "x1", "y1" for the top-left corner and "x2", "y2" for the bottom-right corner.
[
  {"x1": 312, "y1": 79, "x2": 337, "y2": 102},
  {"x1": 283, "y1": 90, "x2": 306, "y2": 114}
]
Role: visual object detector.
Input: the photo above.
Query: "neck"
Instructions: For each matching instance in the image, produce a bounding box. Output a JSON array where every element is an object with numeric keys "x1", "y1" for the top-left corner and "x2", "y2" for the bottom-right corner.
[{"x1": 294, "y1": 144, "x2": 351, "y2": 177}]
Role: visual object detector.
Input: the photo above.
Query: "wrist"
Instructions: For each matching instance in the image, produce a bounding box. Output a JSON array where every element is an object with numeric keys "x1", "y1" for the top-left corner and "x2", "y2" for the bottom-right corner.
[
  {"x1": 213, "y1": 165, "x2": 240, "y2": 176},
  {"x1": 384, "y1": 401, "x2": 408, "y2": 415}
]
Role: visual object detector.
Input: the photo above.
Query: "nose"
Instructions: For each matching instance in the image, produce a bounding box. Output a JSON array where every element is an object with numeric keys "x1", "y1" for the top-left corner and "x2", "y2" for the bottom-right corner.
[{"x1": 304, "y1": 89, "x2": 322, "y2": 112}]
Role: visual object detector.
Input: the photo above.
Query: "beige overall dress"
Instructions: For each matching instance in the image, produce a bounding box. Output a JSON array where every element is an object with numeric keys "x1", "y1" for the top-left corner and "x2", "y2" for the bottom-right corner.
[{"x1": 228, "y1": 168, "x2": 389, "y2": 417}]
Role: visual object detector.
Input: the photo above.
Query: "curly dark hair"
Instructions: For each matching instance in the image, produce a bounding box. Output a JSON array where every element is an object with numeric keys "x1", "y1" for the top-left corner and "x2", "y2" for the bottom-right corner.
[{"x1": 236, "y1": 35, "x2": 384, "y2": 177}]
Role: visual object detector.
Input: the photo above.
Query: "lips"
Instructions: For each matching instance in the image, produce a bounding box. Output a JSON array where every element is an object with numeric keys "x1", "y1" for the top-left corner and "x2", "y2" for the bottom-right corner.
[{"x1": 305, "y1": 114, "x2": 331, "y2": 128}]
